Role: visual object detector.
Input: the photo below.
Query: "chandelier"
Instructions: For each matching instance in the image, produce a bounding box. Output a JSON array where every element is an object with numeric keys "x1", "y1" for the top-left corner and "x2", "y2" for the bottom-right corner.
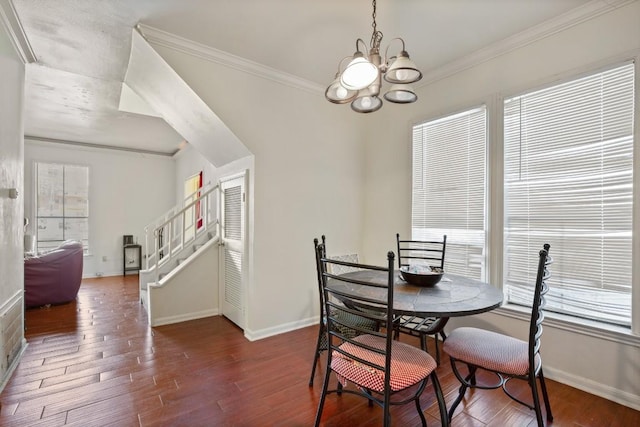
[{"x1": 325, "y1": 0, "x2": 422, "y2": 113}]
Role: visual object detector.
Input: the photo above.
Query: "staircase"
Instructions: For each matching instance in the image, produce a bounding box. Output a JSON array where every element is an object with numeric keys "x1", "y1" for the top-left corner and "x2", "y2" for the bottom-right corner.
[{"x1": 139, "y1": 184, "x2": 221, "y2": 326}]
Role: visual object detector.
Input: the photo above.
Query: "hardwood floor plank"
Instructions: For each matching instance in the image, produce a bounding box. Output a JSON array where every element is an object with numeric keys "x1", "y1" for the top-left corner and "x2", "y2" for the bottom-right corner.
[{"x1": 1, "y1": 275, "x2": 638, "y2": 426}]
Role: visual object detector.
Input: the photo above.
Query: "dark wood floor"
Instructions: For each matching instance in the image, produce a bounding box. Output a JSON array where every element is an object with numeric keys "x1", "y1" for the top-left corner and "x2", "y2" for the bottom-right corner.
[{"x1": 0, "y1": 275, "x2": 638, "y2": 426}]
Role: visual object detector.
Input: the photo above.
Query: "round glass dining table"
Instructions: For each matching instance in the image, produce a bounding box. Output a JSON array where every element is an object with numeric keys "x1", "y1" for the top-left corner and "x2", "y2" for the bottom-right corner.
[{"x1": 329, "y1": 269, "x2": 504, "y2": 317}]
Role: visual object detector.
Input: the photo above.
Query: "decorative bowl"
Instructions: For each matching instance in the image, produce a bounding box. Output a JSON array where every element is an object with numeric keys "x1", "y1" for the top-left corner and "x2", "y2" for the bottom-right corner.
[{"x1": 399, "y1": 265, "x2": 444, "y2": 287}]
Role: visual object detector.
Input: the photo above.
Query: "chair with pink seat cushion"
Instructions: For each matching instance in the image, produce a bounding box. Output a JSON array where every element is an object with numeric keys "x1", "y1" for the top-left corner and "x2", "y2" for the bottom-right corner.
[
  {"x1": 443, "y1": 243, "x2": 553, "y2": 426},
  {"x1": 24, "y1": 240, "x2": 83, "y2": 308},
  {"x1": 313, "y1": 241, "x2": 448, "y2": 427}
]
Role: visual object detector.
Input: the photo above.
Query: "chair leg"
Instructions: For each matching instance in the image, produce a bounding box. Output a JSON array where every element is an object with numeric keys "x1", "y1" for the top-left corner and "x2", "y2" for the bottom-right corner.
[
  {"x1": 419, "y1": 332, "x2": 443, "y2": 365},
  {"x1": 313, "y1": 366, "x2": 332, "y2": 427},
  {"x1": 538, "y1": 368, "x2": 554, "y2": 422},
  {"x1": 308, "y1": 347, "x2": 320, "y2": 386},
  {"x1": 414, "y1": 396, "x2": 427, "y2": 427},
  {"x1": 309, "y1": 326, "x2": 325, "y2": 386},
  {"x1": 529, "y1": 371, "x2": 545, "y2": 427},
  {"x1": 469, "y1": 364, "x2": 477, "y2": 386},
  {"x1": 430, "y1": 372, "x2": 449, "y2": 427},
  {"x1": 383, "y1": 397, "x2": 391, "y2": 427},
  {"x1": 419, "y1": 333, "x2": 427, "y2": 351},
  {"x1": 448, "y1": 363, "x2": 476, "y2": 422},
  {"x1": 448, "y1": 381, "x2": 468, "y2": 422}
]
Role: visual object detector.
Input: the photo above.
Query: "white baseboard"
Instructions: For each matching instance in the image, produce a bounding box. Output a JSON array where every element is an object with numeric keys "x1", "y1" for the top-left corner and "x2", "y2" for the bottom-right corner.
[
  {"x1": 244, "y1": 316, "x2": 319, "y2": 341},
  {"x1": 151, "y1": 308, "x2": 219, "y2": 327},
  {"x1": 83, "y1": 270, "x2": 123, "y2": 279},
  {"x1": 544, "y1": 365, "x2": 640, "y2": 411}
]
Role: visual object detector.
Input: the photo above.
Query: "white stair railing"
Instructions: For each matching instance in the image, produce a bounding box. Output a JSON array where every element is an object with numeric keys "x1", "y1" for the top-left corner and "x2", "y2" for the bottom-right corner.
[{"x1": 144, "y1": 184, "x2": 219, "y2": 284}]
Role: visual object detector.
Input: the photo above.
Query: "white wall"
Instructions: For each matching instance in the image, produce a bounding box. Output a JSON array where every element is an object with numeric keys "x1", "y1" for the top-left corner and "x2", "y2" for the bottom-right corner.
[
  {"x1": 24, "y1": 139, "x2": 176, "y2": 277},
  {"x1": 152, "y1": 42, "x2": 366, "y2": 338},
  {"x1": 362, "y1": 1, "x2": 640, "y2": 409},
  {"x1": 148, "y1": 239, "x2": 219, "y2": 326},
  {"x1": 0, "y1": 11, "x2": 25, "y2": 388}
]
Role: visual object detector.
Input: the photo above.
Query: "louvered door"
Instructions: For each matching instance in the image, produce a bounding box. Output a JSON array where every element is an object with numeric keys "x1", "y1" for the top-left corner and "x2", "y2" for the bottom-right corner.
[{"x1": 219, "y1": 174, "x2": 246, "y2": 328}]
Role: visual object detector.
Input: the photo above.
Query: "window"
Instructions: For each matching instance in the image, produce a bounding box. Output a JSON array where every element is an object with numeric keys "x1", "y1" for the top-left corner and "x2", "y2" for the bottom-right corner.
[
  {"x1": 503, "y1": 63, "x2": 634, "y2": 326},
  {"x1": 412, "y1": 106, "x2": 486, "y2": 279},
  {"x1": 411, "y1": 61, "x2": 636, "y2": 330},
  {"x1": 35, "y1": 163, "x2": 89, "y2": 253}
]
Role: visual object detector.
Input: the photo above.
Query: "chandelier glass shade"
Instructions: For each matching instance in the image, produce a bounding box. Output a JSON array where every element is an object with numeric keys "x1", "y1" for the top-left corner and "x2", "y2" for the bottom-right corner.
[
  {"x1": 325, "y1": 0, "x2": 422, "y2": 113},
  {"x1": 341, "y1": 52, "x2": 379, "y2": 90}
]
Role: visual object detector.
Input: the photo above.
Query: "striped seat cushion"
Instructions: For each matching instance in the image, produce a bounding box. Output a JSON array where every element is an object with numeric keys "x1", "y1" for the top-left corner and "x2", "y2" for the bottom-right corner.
[
  {"x1": 331, "y1": 334, "x2": 436, "y2": 392},
  {"x1": 443, "y1": 327, "x2": 540, "y2": 376}
]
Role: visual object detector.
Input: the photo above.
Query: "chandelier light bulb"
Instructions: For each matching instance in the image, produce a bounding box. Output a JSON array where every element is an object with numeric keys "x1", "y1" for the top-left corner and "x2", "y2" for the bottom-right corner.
[
  {"x1": 351, "y1": 89, "x2": 383, "y2": 113},
  {"x1": 325, "y1": 67, "x2": 358, "y2": 104},
  {"x1": 336, "y1": 86, "x2": 348, "y2": 99},
  {"x1": 395, "y1": 69, "x2": 409, "y2": 81}
]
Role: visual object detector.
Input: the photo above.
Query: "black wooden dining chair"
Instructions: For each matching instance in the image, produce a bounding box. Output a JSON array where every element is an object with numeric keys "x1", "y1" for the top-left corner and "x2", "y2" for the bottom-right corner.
[
  {"x1": 313, "y1": 243, "x2": 448, "y2": 427},
  {"x1": 394, "y1": 233, "x2": 448, "y2": 363},
  {"x1": 308, "y1": 236, "x2": 378, "y2": 386},
  {"x1": 443, "y1": 244, "x2": 553, "y2": 426}
]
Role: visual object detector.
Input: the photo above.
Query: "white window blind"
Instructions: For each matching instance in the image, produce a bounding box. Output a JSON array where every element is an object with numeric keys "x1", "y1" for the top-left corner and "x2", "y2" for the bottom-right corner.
[
  {"x1": 412, "y1": 106, "x2": 486, "y2": 279},
  {"x1": 503, "y1": 63, "x2": 635, "y2": 326}
]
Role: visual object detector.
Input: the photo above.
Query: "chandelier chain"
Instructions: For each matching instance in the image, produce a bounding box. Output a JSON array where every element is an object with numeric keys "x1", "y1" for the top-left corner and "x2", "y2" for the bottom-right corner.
[
  {"x1": 371, "y1": 0, "x2": 377, "y2": 36},
  {"x1": 370, "y1": 0, "x2": 383, "y2": 51}
]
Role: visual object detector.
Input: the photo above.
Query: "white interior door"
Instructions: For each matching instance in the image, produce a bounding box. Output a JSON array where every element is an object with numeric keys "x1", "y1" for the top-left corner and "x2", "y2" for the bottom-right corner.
[{"x1": 219, "y1": 173, "x2": 246, "y2": 329}]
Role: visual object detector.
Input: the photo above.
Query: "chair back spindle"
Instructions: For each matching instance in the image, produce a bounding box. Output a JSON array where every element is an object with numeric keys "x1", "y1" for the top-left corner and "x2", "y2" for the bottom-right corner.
[
  {"x1": 529, "y1": 243, "x2": 552, "y2": 374},
  {"x1": 396, "y1": 233, "x2": 447, "y2": 269}
]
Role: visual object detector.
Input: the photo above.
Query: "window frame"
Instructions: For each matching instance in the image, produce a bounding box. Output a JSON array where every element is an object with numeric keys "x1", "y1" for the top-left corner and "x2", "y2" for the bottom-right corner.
[{"x1": 34, "y1": 161, "x2": 90, "y2": 254}]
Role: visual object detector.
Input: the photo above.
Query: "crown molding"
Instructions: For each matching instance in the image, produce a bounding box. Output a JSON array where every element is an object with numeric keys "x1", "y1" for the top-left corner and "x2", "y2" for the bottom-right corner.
[
  {"x1": 136, "y1": 23, "x2": 324, "y2": 95},
  {"x1": 418, "y1": 0, "x2": 636, "y2": 86},
  {"x1": 0, "y1": 0, "x2": 36, "y2": 64},
  {"x1": 137, "y1": 0, "x2": 633, "y2": 94},
  {"x1": 25, "y1": 135, "x2": 178, "y2": 157}
]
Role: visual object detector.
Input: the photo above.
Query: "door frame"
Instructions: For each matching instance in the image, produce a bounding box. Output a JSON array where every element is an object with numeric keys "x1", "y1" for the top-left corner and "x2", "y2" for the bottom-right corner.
[{"x1": 218, "y1": 170, "x2": 248, "y2": 329}]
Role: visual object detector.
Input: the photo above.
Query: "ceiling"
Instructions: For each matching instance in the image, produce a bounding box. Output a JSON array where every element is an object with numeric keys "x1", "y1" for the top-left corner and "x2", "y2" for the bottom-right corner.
[{"x1": 11, "y1": 0, "x2": 593, "y2": 155}]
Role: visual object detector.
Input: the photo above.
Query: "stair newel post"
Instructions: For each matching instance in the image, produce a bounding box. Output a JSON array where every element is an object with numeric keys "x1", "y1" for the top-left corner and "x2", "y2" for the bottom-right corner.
[
  {"x1": 216, "y1": 185, "x2": 221, "y2": 239},
  {"x1": 202, "y1": 190, "x2": 208, "y2": 232},
  {"x1": 168, "y1": 221, "x2": 173, "y2": 265},
  {"x1": 154, "y1": 227, "x2": 159, "y2": 284},
  {"x1": 200, "y1": 191, "x2": 205, "y2": 232},
  {"x1": 180, "y1": 207, "x2": 186, "y2": 250},
  {"x1": 144, "y1": 226, "x2": 149, "y2": 270}
]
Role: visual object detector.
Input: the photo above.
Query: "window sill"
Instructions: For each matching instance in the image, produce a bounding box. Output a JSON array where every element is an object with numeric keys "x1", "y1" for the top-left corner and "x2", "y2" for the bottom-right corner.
[{"x1": 495, "y1": 304, "x2": 640, "y2": 348}]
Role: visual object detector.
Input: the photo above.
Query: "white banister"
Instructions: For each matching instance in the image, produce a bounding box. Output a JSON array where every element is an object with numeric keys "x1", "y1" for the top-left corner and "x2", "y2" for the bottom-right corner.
[{"x1": 143, "y1": 184, "x2": 220, "y2": 284}]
